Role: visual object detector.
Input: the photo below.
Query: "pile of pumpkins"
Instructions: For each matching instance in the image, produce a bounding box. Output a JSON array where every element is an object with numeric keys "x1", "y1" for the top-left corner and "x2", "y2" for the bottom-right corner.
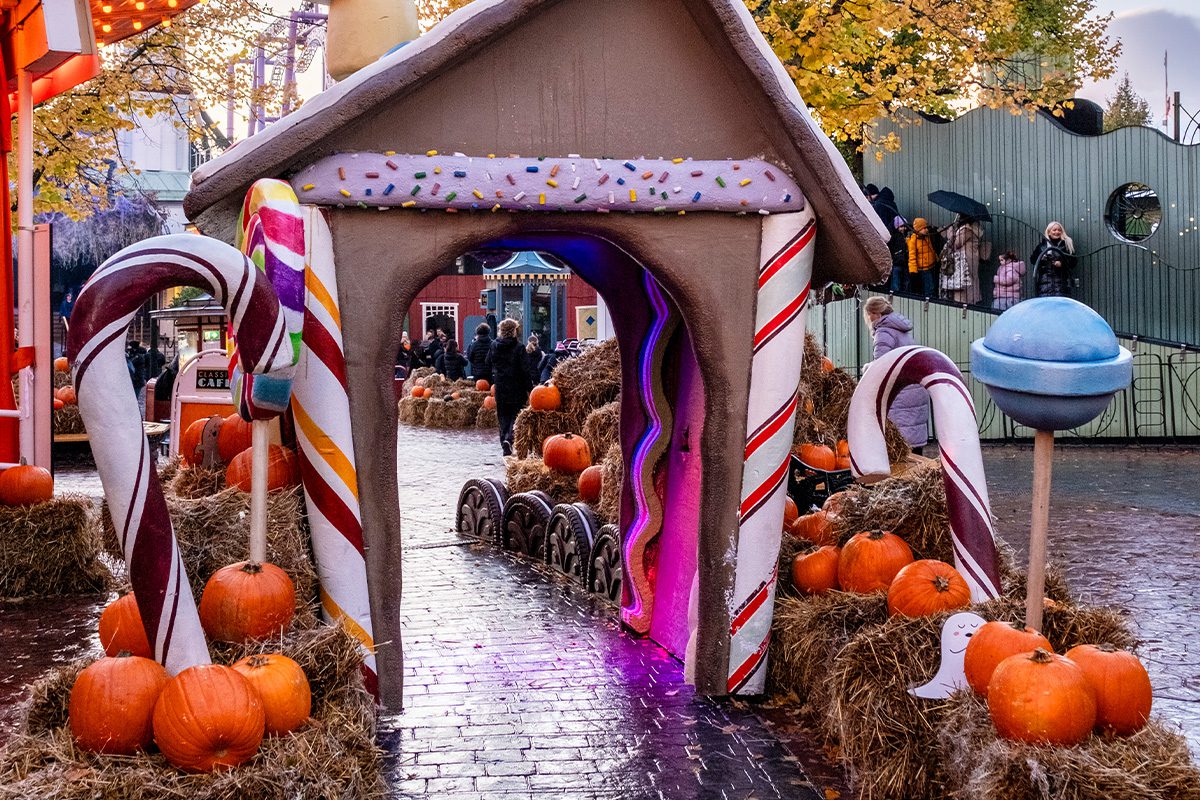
[
  {"x1": 796, "y1": 439, "x2": 851, "y2": 472},
  {"x1": 526, "y1": 382, "x2": 604, "y2": 502},
  {"x1": 784, "y1": 497, "x2": 1153, "y2": 748},
  {"x1": 72, "y1": 559, "x2": 307, "y2": 771},
  {"x1": 180, "y1": 413, "x2": 300, "y2": 493},
  {"x1": 412, "y1": 378, "x2": 497, "y2": 410},
  {"x1": 53, "y1": 357, "x2": 75, "y2": 410}
]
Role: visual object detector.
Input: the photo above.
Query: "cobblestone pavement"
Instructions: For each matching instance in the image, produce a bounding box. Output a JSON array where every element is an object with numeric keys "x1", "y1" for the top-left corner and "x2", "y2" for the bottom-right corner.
[
  {"x1": 982, "y1": 445, "x2": 1200, "y2": 754},
  {"x1": 383, "y1": 426, "x2": 829, "y2": 799}
]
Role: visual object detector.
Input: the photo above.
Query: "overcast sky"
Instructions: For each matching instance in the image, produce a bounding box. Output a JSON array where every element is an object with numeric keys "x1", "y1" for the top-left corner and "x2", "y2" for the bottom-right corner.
[{"x1": 1080, "y1": 0, "x2": 1199, "y2": 132}]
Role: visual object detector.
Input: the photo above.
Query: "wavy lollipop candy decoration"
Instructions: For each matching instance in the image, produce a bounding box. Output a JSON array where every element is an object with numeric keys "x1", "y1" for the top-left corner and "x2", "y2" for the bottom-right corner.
[{"x1": 67, "y1": 234, "x2": 294, "y2": 674}]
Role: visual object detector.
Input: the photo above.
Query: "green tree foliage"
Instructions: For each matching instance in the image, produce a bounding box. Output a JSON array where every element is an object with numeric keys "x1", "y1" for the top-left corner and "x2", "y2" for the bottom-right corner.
[{"x1": 1103, "y1": 73, "x2": 1152, "y2": 131}]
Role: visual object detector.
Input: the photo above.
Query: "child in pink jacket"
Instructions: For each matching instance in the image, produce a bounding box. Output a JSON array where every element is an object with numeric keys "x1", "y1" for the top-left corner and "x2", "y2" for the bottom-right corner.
[{"x1": 992, "y1": 252, "x2": 1026, "y2": 311}]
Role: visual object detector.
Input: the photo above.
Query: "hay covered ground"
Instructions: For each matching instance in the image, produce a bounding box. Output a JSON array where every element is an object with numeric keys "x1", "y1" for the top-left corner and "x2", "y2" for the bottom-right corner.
[
  {"x1": 0, "y1": 624, "x2": 383, "y2": 800},
  {"x1": 0, "y1": 497, "x2": 110, "y2": 598},
  {"x1": 769, "y1": 456, "x2": 1200, "y2": 799}
]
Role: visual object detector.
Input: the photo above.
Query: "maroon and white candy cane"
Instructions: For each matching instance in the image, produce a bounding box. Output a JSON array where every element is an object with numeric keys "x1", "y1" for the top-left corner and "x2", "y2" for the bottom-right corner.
[
  {"x1": 67, "y1": 234, "x2": 294, "y2": 674},
  {"x1": 847, "y1": 345, "x2": 1002, "y2": 601}
]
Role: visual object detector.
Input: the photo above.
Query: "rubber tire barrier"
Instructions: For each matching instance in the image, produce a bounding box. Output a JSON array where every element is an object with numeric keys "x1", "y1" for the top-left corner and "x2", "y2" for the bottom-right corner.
[
  {"x1": 588, "y1": 524, "x2": 623, "y2": 604},
  {"x1": 455, "y1": 478, "x2": 508, "y2": 544},
  {"x1": 501, "y1": 491, "x2": 554, "y2": 559},
  {"x1": 546, "y1": 503, "x2": 600, "y2": 582}
]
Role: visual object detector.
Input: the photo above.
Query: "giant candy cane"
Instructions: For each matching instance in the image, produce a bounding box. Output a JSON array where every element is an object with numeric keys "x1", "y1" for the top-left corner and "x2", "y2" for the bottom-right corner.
[
  {"x1": 67, "y1": 235, "x2": 294, "y2": 674},
  {"x1": 727, "y1": 211, "x2": 816, "y2": 695},
  {"x1": 847, "y1": 345, "x2": 1002, "y2": 601}
]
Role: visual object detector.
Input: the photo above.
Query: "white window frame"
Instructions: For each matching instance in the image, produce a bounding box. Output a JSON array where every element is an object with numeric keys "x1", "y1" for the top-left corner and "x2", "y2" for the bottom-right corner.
[{"x1": 421, "y1": 302, "x2": 459, "y2": 342}]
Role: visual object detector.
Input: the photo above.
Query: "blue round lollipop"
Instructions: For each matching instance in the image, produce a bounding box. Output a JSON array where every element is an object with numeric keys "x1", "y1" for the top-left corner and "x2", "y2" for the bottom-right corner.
[{"x1": 971, "y1": 298, "x2": 1132, "y2": 430}]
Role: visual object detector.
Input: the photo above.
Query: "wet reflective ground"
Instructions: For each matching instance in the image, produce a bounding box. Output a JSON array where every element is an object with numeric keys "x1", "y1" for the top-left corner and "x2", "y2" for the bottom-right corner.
[{"x1": 2, "y1": 435, "x2": 1196, "y2": 797}]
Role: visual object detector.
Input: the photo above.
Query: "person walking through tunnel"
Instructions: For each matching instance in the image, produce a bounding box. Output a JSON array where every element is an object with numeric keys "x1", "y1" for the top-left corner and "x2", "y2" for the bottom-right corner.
[
  {"x1": 487, "y1": 319, "x2": 533, "y2": 456},
  {"x1": 435, "y1": 339, "x2": 469, "y2": 379},
  {"x1": 863, "y1": 296, "x2": 929, "y2": 455},
  {"x1": 1032, "y1": 221, "x2": 1077, "y2": 297},
  {"x1": 466, "y1": 322, "x2": 492, "y2": 380}
]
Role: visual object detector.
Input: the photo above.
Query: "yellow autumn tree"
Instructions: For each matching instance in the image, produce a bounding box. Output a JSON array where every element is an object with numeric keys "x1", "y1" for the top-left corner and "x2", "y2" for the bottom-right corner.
[
  {"x1": 26, "y1": 0, "x2": 287, "y2": 219},
  {"x1": 747, "y1": 0, "x2": 1120, "y2": 155}
]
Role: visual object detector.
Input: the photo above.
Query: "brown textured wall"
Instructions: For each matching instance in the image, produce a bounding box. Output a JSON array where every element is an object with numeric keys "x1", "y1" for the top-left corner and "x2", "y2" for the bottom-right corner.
[{"x1": 329, "y1": 208, "x2": 763, "y2": 704}]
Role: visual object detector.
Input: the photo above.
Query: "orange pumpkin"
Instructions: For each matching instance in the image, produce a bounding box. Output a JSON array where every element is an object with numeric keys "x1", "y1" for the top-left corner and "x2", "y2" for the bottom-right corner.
[
  {"x1": 798, "y1": 443, "x2": 837, "y2": 471},
  {"x1": 835, "y1": 439, "x2": 850, "y2": 458},
  {"x1": 791, "y1": 546, "x2": 840, "y2": 596},
  {"x1": 789, "y1": 510, "x2": 836, "y2": 546},
  {"x1": 964, "y1": 621, "x2": 1053, "y2": 696},
  {"x1": 482, "y1": 395, "x2": 497, "y2": 410},
  {"x1": 70, "y1": 654, "x2": 167, "y2": 755},
  {"x1": 199, "y1": 561, "x2": 296, "y2": 643},
  {"x1": 783, "y1": 496, "x2": 799, "y2": 530},
  {"x1": 0, "y1": 461, "x2": 54, "y2": 505},
  {"x1": 475, "y1": 379, "x2": 490, "y2": 391},
  {"x1": 412, "y1": 386, "x2": 425, "y2": 398},
  {"x1": 180, "y1": 418, "x2": 207, "y2": 465},
  {"x1": 987, "y1": 648, "x2": 1097, "y2": 746},
  {"x1": 821, "y1": 356, "x2": 835, "y2": 372},
  {"x1": 823, "y1": 491, "x2": 852, "y2": 517},
  {"x1": 837, "y1": 530, "x2": 913, "y2": 593},
  {"x1": 52, "y1": 398, "x2": 64, "y2": 410},
  {"x1": 1065, "y1": 644, "x2": 1152, "y2": 736},
  {"x1": 450, "y1": 391, "x2": 462, "y2": 400},
  {"x1": 225, "y1": 445, "x2": 300, "y2": 493},
  {"x1": 54, "y1": 356, "x2": 70, "y2": 372},
  {"x1": 887, "y1": 560, "x2": 971, "y2": 618},
  {"x1": 578, "y1": 465, "x2": 603, "y2": 503},
  {"x1": 543, "y1": 433, "x2": 592, "y2": 473},
  {"x1": 834, "y1": 455, "x2": 852, "y2": 471},
  {"x1": 98, "y1": 593, "x2": 153, "y2": 659},
  {"x1": 217, "y1": 414, "x2": 253, "y2": 464},
  {"x1": 152, "y1": 664, "x2": 265, "y2": 772},
  {"x1": 231, "y1": 654, "x2": 311, "y2": 736},
  {"x1": 530, "y1": 383, "x2": 562, "y2": 411}
]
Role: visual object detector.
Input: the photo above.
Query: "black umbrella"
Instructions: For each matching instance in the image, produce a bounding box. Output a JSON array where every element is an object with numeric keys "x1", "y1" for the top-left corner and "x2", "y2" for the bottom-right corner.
[{"x1": 927, "y1": 190, "x2": 991, "y2": 222}]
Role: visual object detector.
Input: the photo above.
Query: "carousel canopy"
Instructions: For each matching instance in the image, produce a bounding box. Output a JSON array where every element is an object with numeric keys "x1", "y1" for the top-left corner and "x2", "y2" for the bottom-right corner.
[
  {"x1": 89, "y1": 0, "x2": 201, "y2": 46},
  {"x1": 484, "y1": 251, "x2": 571, "y2": 283}
]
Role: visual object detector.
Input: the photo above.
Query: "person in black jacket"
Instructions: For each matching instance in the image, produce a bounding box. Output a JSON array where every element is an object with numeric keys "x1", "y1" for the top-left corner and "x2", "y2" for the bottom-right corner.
[
  {"x1": 466, "y1": 323, "x2": 492, "y2": 380},
  {"x1": 435, "y1": 339, "x2": 469, "y2": 379},
  {"x1": 487, "y1": 319, "x2": 533, "y2": 455},
  {"x1": 524, "y1": 335, "x2": 544, "y2": 386},
  {"x1": 1031, "y1": 221, "x2": 1077, "y2": 297}
]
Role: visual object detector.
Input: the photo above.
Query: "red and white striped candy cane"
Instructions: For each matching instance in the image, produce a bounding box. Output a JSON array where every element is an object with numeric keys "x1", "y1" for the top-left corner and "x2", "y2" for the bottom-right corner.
[
  {"x1": 67, "y1": 234, "x2": 294, "y2": 674},
  {"x1": 726, "y1": 210, "x2": 816, "y2": 695},
  {"x1": 847, "y1": 345, "x2": 1002, "y2": 601}
]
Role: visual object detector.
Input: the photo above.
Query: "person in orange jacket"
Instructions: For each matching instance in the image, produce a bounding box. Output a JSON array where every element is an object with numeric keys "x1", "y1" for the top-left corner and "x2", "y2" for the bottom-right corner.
[{"x1": 907, "y1": 217, "x2": 938, "y2": 298}]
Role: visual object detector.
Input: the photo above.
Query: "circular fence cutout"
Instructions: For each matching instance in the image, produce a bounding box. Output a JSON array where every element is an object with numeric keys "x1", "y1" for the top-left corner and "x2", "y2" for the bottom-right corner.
[{"x1": 1104, "y1": 183, "x2": 1161, "y2": 243}]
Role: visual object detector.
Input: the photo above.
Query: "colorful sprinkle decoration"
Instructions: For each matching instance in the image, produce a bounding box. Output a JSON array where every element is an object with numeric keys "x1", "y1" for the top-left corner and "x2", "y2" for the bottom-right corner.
[{"x1": 291, "y1": 154, "x2": 807, "y2": 216}]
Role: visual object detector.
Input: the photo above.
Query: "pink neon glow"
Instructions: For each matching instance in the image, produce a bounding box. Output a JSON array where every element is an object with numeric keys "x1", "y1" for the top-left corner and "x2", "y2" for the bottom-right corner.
[{"x1": 622, "y1": 271, "x2": 671, "y2": 623}]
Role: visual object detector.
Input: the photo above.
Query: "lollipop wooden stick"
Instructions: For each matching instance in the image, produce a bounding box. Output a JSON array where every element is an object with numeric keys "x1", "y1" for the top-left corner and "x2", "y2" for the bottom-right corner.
[
  {"x1": 250, "y1": 419, "x2": 270, "y2": 565},
  {"x1": 1026, "y1": 429, "x2": 1055, "y2": 631}
]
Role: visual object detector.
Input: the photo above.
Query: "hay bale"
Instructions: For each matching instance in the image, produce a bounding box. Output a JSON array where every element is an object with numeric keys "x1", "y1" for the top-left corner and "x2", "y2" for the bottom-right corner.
[
  {"x1": 938, "y1": 692, "x2": 1200, "y2": 800},
  {"x1": 581, "y1": 400, "x2": 620, "y2": 460},
  {"x1": 0, "y1": 625, "x2": 384, "y2": 800},
  {"x1": 551, "y1": 338, "x2": 621, "y2": 418},
  {"x1": 102, "y1": 487, "x2": 317, "y2": 627},
  {"x1": 52, "y1": 404, "x2": 86, "y2": 435},
  {"x1": 52, "y1": 371, "x2": 72, "y2": 390},
  {"x1": 397, "y1": 396, "x2": 427, "y2": 425},
  {"x1": 422, "y1": 397, "x2": 477, "y2": 429},
  {"x1": 597, "y1": 443, "x2": 623, "y2": 525},
  {"x1": 829, "y1": 463, "x2": 953, "y2": 561},
  {"x1": 512, "y1": 407, "x2": 577, "y2": 459},
  {"x1": 157, "y1": 457, "x2": 181, "y2": 485},
  {"x1": 475, "y1": 404, "x2": 498, "y2": 428},
  {"x1": 0, "y1": 497, "x2": 110, "y2": 597},
  {"x1": 168, "y1": 464, "x2": 226, "y2": 499},
  {"x1": 766, "y1": 592, "x2": 889, "y2": 712},
  {"x1": 774, "y1": 534, "x2": 809, "y2": 598},
  {"x1": 504, "y1": 457, "x2": 579, "y2": 505}
]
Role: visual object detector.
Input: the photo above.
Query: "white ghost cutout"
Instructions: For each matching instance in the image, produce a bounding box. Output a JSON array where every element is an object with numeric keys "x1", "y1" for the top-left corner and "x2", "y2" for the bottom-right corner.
[{"x1": 909, "y1": 611, "x2": 987, "y2": 699}]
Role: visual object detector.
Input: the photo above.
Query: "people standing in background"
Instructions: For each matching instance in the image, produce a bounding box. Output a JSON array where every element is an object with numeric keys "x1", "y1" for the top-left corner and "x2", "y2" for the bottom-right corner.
[
  {"x1": 466, "y1": 323, "x2": 493, "y2": 381},
  {"x1": 487, "y1": 319, "x2": 533, "y2": 456},
  {"x1": 992, "y1": 252, "x2": 1026, "y2": 311},
  {"x1": 1032, "y1": 221, "x2": 1077, "y2": 297},
  {"x1": 862, "y1": 296, "x2": 929, "y2": 454},
  {"x1": 539, "y1": 341, "x2": 569, "y2": 383},
  {"x1": 940, "y1": 214, "x2": 984, "y2": 305},
  {"x1": 889, "y1": 216, "x2": 911, "y2": 293},
  {"x1": 435, "y1": 339, "x2": 469, "y2": 379},
  {"x1": 906, "y1": 218, "x2": 938, "y2": 298},
  {"x1": 423, "y1": 329, "x2": 443, "y2": 367},
  {"x1": 524, "y1": 335, "x2": 545, "y2": 386},
  {"x1": 58, "y1": 289, "x2": 76, "y2": 321}
]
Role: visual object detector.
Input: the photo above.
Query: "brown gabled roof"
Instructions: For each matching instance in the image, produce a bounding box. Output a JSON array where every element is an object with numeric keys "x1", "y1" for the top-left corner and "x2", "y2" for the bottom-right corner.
[{"x1": 184, "y1": 0, "x2": 888, "y2": 284}]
